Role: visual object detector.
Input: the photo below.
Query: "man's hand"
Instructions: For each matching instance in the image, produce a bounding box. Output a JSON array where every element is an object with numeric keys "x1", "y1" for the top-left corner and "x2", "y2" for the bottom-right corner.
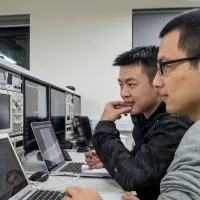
[
  {"x1": 62, "y1": 186, "x2": 103, "y2": 200},
  {"x1": 85, "y1": 150, "x2": 103, "y2": 169},
  {"x1": 100, "y1": 101, "x2": 132, "y2": 121},
  {"x1": 122, "y1": 192, "x2": 140, "y2": 200}
]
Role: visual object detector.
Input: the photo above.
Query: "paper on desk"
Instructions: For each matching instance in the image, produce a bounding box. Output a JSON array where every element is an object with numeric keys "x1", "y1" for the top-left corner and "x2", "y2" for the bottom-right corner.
[{"x1": 81, "y1": 165, "x2": 110, "y2": 177}]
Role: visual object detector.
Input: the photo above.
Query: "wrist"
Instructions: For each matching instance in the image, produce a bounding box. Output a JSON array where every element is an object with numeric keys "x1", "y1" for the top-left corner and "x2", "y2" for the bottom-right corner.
[
  {"x1": 100, "y1": 115, "x2": 116, "y2": 121},
  {"x1": 100, "y1": 117, "x2": 115, "y2": 121}
]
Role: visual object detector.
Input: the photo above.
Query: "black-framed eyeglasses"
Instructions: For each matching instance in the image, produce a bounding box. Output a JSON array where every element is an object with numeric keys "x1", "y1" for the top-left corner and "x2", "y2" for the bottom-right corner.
[{"x1": 157, "y1": 56, "x2": 200, "y2": 75}]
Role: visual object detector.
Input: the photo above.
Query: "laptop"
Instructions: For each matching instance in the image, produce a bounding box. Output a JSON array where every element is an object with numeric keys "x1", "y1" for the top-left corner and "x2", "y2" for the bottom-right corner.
[
  {"x1": 31, "y1": 121, "x2": 110, "y2": 177},
  {"x1": 0, "y1": 133, "x2": 64, "y2": 200}
]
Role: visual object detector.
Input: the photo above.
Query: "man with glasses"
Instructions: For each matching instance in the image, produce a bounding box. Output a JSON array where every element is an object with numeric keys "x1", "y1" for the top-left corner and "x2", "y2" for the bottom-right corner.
[
  {"x1": 122, "y1": 8, "x2": 200, "y2": 200},
  {"x1": 153, "y1": 8, "x2": 200, "y2": 200}
]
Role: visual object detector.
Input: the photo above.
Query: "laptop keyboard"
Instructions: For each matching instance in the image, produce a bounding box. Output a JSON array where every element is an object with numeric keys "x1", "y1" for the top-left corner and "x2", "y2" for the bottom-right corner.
[
  {"x1": 59, "y1": 162, "x2": 83, "y2": 173},
  {"x1": 27, "y1": 190, "x2": 63, "y2": 200},
  {"x1": 61, "y1": 148, "x2": 72, "y2": 161}
]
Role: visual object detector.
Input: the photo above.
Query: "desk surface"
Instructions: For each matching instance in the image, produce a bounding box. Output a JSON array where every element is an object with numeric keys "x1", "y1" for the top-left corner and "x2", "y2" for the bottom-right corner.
[{"x1": 22, "y1": 150, "x2": 123, "y2": 200}]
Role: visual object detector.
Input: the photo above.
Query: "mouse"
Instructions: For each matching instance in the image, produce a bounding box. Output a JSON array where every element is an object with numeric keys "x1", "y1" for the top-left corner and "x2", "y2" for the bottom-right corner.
[
  {"x1": 77, "y1": 146, "x2": 91, "y2": 153},
  {"x1": 28, "y1": 171, "x2": 49, "y2": 182}
]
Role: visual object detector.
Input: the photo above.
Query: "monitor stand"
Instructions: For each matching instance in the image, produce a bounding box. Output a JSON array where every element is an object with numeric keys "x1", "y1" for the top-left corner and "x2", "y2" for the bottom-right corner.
[{"x1": 36, "y1": 152, "x2": 43, "y2": 161}]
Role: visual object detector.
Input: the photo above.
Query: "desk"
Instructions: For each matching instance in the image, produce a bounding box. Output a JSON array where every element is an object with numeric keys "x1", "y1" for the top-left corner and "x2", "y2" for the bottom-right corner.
[{"x1": 22, "y1": 150, "x2": 124, "y2": 200}]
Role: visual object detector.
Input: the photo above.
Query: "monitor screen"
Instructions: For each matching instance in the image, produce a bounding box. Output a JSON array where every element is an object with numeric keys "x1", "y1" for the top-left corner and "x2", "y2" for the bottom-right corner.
[
  {"x1": 50, "y1": 88, "x2": 65, "y2": 133},
  {"x1": 31, "y1": 122, "x2": 64, "y2": 171},
  {"x1": 24, "y1": 80, "x2": 47, "y2": 148},
  {"x1": 73, "y1": 95, "x2": 81, "y2": 116},
  {"x1": 0, "y1": 137, "x2": 28, "y2": 200},
  {"x1": 25, "y1": 80, "x2": 47, "y2": 118},
  {"x1": 0, "y1": 93, "x2": 10, "y2": 132}
]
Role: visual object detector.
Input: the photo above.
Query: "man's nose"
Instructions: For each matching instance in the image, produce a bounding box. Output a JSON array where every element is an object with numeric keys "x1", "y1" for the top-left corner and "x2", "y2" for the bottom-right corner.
[
  {"x1": 153, "y1": 71, "x2": 163, "y2": 90},
  {"x1": 121, "y1": 85, "x2": 131, "y2": 99}
]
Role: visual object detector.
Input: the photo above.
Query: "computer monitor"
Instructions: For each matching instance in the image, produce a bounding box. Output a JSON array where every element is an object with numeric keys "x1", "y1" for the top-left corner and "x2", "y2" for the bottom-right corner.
[
  {"x1": 79, "y1": 116, "x2": 93, "y2": 140},
  {"x1": 50, "y1": 88, "x2": 65, "y2": 134},
  {"x1": 73, "y1": 95, "x2": 81, "y2": 116},
  {"x1": 0, "y1": 89, "x2": 12, "y2": 134},
  {"x1": 24, "y1": 80, "x2": 48, "y2": 151}
]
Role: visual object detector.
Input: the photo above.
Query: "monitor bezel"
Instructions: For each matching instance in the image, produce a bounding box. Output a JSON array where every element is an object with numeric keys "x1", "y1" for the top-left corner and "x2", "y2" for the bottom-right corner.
[{"x1": 50, "y1": 87, "x2": 66, "y2": 134}]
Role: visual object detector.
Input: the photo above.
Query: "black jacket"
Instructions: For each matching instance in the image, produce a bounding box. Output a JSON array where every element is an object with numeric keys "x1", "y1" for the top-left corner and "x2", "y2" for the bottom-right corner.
[{"x1": 92, "y1": 102, "x2": 193, "y2": 200}]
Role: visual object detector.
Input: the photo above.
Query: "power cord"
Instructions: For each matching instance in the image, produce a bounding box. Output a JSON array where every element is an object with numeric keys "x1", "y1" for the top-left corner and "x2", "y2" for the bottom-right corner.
[
  {"x1": 25, "y1": 171, "x2": 36, "y2": 174},
  {"x1": 21, "y1": 151, "x2": 38, "y2": 164},
  {"x1": 42, "y1": 175, "x2": 80, "y2": 189},
  {"x1": 29, "y1": 180, "x2": 45, "y2": 189}
]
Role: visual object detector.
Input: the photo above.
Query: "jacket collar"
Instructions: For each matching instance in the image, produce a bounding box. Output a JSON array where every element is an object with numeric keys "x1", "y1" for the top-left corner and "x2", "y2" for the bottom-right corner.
[{"x1": 131, "y1": 102, "x2": 167, "y2": 129}]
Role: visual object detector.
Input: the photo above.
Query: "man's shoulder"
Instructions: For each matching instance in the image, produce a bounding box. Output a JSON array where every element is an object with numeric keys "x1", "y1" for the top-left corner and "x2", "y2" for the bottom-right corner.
[
  {"x1": 160, "y1": 114, "x2": 194, "y2": 126},
  {"x1": 165, "y1": 121, "x2": 200, "y2": 173},
  {"x1": 178, "y1": 121, "x2": 200, "y2": 143},
  {"x1": 146, "y1": 114, "x2": 193, "y2": 139}
]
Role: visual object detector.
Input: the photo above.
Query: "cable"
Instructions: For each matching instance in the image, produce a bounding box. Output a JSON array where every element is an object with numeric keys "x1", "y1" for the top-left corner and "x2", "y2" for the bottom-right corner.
[
  {"x1": 25, "y1": 171, "x2": 39, "y2": 175},
  {"x1": 29, "y1": 180, "x2": 45, "y2": 189},
  {"x1": 21, "y1": 151, "x2": 38, "y2": 164},
  {"x1": 49, "y1": 173, "x2": 80, "y2": 177},
  {"x1": 42, "y1": 175, "x2": 80, "y2": 189},
  {"x1": 26, "y1": 150, "x2": 38, "y2": 157}
]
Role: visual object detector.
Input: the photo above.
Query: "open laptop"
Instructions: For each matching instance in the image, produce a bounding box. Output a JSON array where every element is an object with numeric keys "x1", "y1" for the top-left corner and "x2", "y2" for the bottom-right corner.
[
  {"x1": 31, "y1": 121, "x2": 110, "y2": 177},
  {"x1": 0, "y1": 133, "x2": 64, "y2": 200}
]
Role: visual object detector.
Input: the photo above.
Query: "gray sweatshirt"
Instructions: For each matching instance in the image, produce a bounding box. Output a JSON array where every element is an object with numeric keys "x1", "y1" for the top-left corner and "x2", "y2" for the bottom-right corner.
[{"x1": 158, "y1": 121, "x2": 200, "y2": 200}]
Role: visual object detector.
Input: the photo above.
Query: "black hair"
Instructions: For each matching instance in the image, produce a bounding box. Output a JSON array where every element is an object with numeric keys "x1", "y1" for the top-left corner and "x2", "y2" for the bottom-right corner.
[
  {"x1": 159, "y1": 8, "x2": 200, "y2": 66},
  {"x1": 113, "y1": 46, "x2": 159, "y2": 83}
]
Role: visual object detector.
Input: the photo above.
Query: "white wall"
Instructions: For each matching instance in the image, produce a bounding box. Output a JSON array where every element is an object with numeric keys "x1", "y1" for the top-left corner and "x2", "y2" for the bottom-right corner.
[{"x1": 0, "y1": 0, "x2": 198, "y2": 118}]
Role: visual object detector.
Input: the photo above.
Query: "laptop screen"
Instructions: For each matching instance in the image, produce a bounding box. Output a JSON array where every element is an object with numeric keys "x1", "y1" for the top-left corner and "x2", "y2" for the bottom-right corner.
[
  {"x1": 31, "y1": 122, "x2": 65, "y2": 171},
  {"x1": 0, "y1": 137, "x2": 28, "y2": 200}
]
